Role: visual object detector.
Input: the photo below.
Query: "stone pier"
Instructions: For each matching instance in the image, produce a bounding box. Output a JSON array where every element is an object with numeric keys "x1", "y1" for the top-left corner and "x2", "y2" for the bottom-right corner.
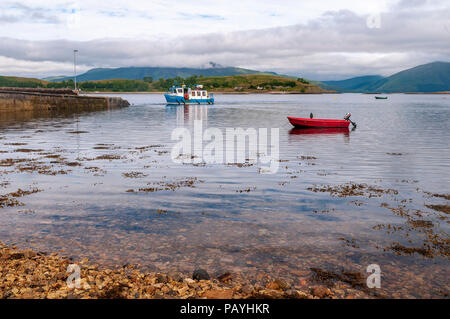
[{"x1": 0, "y1": 87, "x2": 130, "y2": 113}]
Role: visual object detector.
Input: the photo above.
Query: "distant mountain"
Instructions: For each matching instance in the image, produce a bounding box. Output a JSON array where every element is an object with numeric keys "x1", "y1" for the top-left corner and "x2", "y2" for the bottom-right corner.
[
  {"x1": 318, "y1": 62, "x2": 450, "y2": 93},
  {"x1": 53, "y1": 67, "x2": 278, "y2": 82},
  {"x1": 41, "y1": 75, "x2": 68, "y2": 81},
  {"x1": 377, "y1": 62, "x2": 450, "y2": 93},
  {"x1": 321, "y1": 75, "x2": 386, "y2": 92}
]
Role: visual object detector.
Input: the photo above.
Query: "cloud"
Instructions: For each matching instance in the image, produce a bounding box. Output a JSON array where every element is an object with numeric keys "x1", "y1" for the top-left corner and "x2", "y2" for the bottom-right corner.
[
  {"x1": 2, "y1": 2, "x2": 61, "y2": 24},
  {"x1": 0, "y1": 1, "x2": 449, "y2": 80},
  {"x1": 0, "y1": 56, "x2": 80, "y2": 77}
]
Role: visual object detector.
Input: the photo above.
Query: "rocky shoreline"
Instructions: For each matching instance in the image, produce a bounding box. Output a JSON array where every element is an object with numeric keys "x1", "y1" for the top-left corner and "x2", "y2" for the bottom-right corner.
[{"x1": 0, "y1": 241, "x2": 376, "y2": 299}]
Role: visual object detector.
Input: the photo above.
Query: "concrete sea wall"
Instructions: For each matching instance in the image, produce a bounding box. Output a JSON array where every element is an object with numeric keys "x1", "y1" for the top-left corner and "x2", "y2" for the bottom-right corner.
[{"x1": 0, "y1": 88, "x2": 130, "y2": 113}]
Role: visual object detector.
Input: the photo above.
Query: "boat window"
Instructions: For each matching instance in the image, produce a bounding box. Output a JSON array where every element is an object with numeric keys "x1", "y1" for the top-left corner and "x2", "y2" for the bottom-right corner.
[
  {"x1": 192, "y1": 91, "x2": 196, "y2": 96},
  {"x1": 177, "y1": 89, "x2": 182, "y2": 93},
  {"x1": 202, "y1": 91, "x2": 206, "y2": 96}
]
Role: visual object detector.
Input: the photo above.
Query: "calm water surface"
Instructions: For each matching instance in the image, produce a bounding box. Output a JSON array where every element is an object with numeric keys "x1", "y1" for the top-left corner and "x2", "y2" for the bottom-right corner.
[{"x1": 0, "y1": 93, "x2": 449, "y2": 297}]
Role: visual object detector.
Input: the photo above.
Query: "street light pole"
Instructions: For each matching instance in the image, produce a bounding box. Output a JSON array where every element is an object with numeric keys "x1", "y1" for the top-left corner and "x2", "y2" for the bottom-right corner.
[{"x1": 73, "y1": 49, "x2": 78, "y2": 91}]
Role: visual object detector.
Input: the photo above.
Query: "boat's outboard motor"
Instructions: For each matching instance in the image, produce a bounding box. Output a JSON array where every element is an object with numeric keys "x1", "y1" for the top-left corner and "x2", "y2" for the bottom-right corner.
[{"x1": 344, "y1": 113, "x2": 357, "y2": 128}]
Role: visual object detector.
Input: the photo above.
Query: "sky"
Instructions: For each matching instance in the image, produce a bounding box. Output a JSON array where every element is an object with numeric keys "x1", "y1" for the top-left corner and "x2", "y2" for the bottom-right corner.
[{"x1": 0, "y1": 0, "x2": 449, "y2": 80}]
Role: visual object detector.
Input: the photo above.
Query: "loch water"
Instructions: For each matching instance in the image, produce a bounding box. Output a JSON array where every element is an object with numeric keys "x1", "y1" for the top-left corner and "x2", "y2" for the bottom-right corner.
[{"x1": 0, "y1": 93, "x2": 449, "y2": 297}]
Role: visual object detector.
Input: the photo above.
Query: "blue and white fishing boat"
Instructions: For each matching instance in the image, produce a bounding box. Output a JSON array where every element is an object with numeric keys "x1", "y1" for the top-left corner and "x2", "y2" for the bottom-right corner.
[{"x1": 164, "y1": 84, "x2": 214, "y2": 104}]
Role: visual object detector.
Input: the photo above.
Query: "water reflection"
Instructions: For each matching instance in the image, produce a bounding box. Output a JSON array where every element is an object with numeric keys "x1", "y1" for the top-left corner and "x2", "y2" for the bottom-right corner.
[
  {"x1": 288, "y1": 127, "x2": 350, "y2": 143},
  {"x1": 165, "y1": 104, "x2": 208, "y2": 126}
]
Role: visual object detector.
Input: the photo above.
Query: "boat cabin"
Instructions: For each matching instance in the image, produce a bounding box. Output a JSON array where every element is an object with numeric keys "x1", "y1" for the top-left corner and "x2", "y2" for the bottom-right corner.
[
  {"x1": 165, "y1": 84, "x2": 214, "y2": 104},
  {"x1": 167, "y1": 85, "x2": 209, "y2": 100}
]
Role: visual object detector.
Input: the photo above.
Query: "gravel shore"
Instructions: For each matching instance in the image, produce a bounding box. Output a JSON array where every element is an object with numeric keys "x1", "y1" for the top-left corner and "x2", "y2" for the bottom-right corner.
[{"x1": 0, "y1": 241, "x2": 373, "y2": 299}]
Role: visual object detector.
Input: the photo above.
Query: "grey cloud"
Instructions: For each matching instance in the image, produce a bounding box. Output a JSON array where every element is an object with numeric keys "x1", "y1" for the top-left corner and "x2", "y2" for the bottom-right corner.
[
  {"x1": 0, "y1": 6, "x2": 449, "y2": 79},
  {"x1": 0, "y1": 14, "x2": 20, "y2": 23},
  {"x1": 1, "y1": 2, "x2": 61, "y2": 24}
]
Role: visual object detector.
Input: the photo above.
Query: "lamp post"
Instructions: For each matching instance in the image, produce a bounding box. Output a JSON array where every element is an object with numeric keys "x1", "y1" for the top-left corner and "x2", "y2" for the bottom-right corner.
[{"x1": 73, "y1": 49, "x2": 78, "y2": 91}]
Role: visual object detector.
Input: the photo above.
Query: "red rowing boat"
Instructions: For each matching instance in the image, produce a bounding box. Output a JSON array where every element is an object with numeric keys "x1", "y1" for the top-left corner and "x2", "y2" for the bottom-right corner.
[{"x1": 287, "y1": 116, "x2": 350, "y2": 128}]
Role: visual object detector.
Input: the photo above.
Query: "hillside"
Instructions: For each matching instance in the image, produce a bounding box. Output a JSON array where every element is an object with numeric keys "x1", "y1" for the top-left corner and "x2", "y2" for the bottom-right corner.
[
  {"x1": 77, "y1": 74, "x2": 328, "y2": 93},
  {"x1": 0, "y1": 75, "x2": 47, "y2": 88},
  {"x1": 54, "y1": 66, "x2": 278, "y2": 82},
  {"x1": 182, "y1": 74, "x2": 327, "y2": 93},
  {"x1": 1, "y1": 74, "x2": 329, "y2": 93},
  {"x1": 318, "y1": 62, "x2": 450, "y2": 93},
  {"x1": 322, "y1": 75, "x2": 386, "y2": 92},
  {"x1": 377, "y1": 62, "x2": 450, "y2": 93}
]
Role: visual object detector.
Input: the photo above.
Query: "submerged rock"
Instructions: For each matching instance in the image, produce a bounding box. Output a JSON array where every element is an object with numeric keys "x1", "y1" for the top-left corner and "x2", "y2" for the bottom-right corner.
[{"x1": 193, "y1": 268, "x2": 210, "y2": 281}]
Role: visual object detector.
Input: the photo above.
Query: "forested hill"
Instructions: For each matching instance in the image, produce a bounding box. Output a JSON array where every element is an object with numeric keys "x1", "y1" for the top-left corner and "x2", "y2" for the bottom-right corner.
[
  {"x1": 53, "y1": 66, "x2": 278, "y2": 82},
  {"x1": 318, "y1": 62, "x2": 450, "y2": 93}
]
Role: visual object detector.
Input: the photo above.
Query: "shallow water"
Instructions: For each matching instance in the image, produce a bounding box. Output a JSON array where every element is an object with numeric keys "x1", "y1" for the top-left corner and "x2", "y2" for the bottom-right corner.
[{"x1": 0, "y1": 93, "x2": 449, "y2": 297}]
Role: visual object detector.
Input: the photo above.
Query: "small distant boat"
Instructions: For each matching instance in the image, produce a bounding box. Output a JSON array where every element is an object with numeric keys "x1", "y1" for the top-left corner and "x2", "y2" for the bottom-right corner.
[
  {"x1": 287, "y1": 116, "x2": 350, "y2": 128},
  {"x1": 375, "y1": 96, "x2": 388, "y2": 99},
  {"x1": 164, "y1": 84, "x2": 214, "y2": 104}
]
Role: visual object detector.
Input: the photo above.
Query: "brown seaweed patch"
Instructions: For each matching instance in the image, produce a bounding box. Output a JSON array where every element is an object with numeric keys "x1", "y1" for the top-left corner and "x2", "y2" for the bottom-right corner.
[
  {"x1": 136, "y1": 145, "x2": 164, "y2": 151},
  {"x1": 131, "y1": 177, "x2": 203, "y2": 193},
  {"x1": 84, "y1": 166, "x2": 99, "y2": 171},
  {"x1": 0, "y1": 181, "x2": 10, "y2": 188},
  {"x1": 307, "y1": 183, "x2": 398, "y2": 198},
  {"x1": 0, "y1": 196, "x2": 23, "y2": 208},
  {"x1": 0, "y1": 187, "x2": 41, "y2": 208},
  {"x1": 310, "y1": 268, "x2": 366, "y2": 290},
  {"x1": 377, "y1": 202, "x2": 449, "y2": 258},
  {"x1": 425, "y1": 193, "x2": 450, "y2": 201},
  {"x1": 396, "y1": 179, "x2": 418, "y2": 184},
  {"x1": 93, "y1": 144, "x2": 120, "y2": 150},
  {"x1": 236, "y1": 187, "x2": 256, "y2": 193},
  {"x1": 136, "y1": 187, "x2": 159, "y2": 193},
  {"x1": 407, "y1": 219, "x2": 434, "y2": 228},
  {"x1": 67, "y1": 131, "x2": 89, "y2": 134},
  {"x1": 42, "y1": 154, "x2": 64, "y2": 159},
  {"x1": 4, "y1": 142, "x2": 27, "y2": 146},
  {"x1": 17, "y1": 209, "x2": 36, "y2": 214},
  {"x1": 64, "y1": 161, "x2": 83, "y2": 167},
  {"x1": 9, "y1": 188, "x2": 41, "y2": 197},
  {"x1": 227, "y1": 162, "x2": 254, "y2": 168},
  {"x1": 425, "y1": 204, "x2": 450, "y2": 214},
  {"x1": 0, "y1": 158, "x2": 29, "y2": 167},
  {"x1": 386, "y1": 152, "x2": 403, "y2": 156},
  {"x1": 14, "y1": 148, "x2": 44, "y2": 153},
  {"x1": 95, "y1": 154, "x2": 122, "y2": 160},
  {"x1": 298, "y1": 155, "x2": 317, "y2": 160},
  {"x1": 338, "y1": 237, "x2": 360, "y2": 248},
  {"x1": 15, "y1": 161, "x2": 70, "y2": 175},
  {"x1": 387, "y1": 243, "x2": 434, "y2": 258},
  {"x1": 122, "y1": 172, "x2": 148, "y2": 178}
]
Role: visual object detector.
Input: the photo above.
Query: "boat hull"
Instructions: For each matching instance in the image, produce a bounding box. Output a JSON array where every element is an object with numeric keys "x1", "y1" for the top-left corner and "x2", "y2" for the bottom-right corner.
[
  {"x1": 164, "y1": 94, "x2": 214, "y2": 104},
  {"x1": 287, "y1": 116, "x2": 350, "y2": 128},
  {"x1": 289, "y1": 127, "x2": 349, "y2": 135}
]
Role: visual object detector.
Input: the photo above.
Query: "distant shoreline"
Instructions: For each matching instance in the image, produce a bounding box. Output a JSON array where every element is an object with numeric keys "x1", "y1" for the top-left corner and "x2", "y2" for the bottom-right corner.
[
  {"x1": 84, "y1": 91, "x2": 337, "y2": 95},
  {"x1": 84, "y1": 91, "x2": 450, "y2": 95}
]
